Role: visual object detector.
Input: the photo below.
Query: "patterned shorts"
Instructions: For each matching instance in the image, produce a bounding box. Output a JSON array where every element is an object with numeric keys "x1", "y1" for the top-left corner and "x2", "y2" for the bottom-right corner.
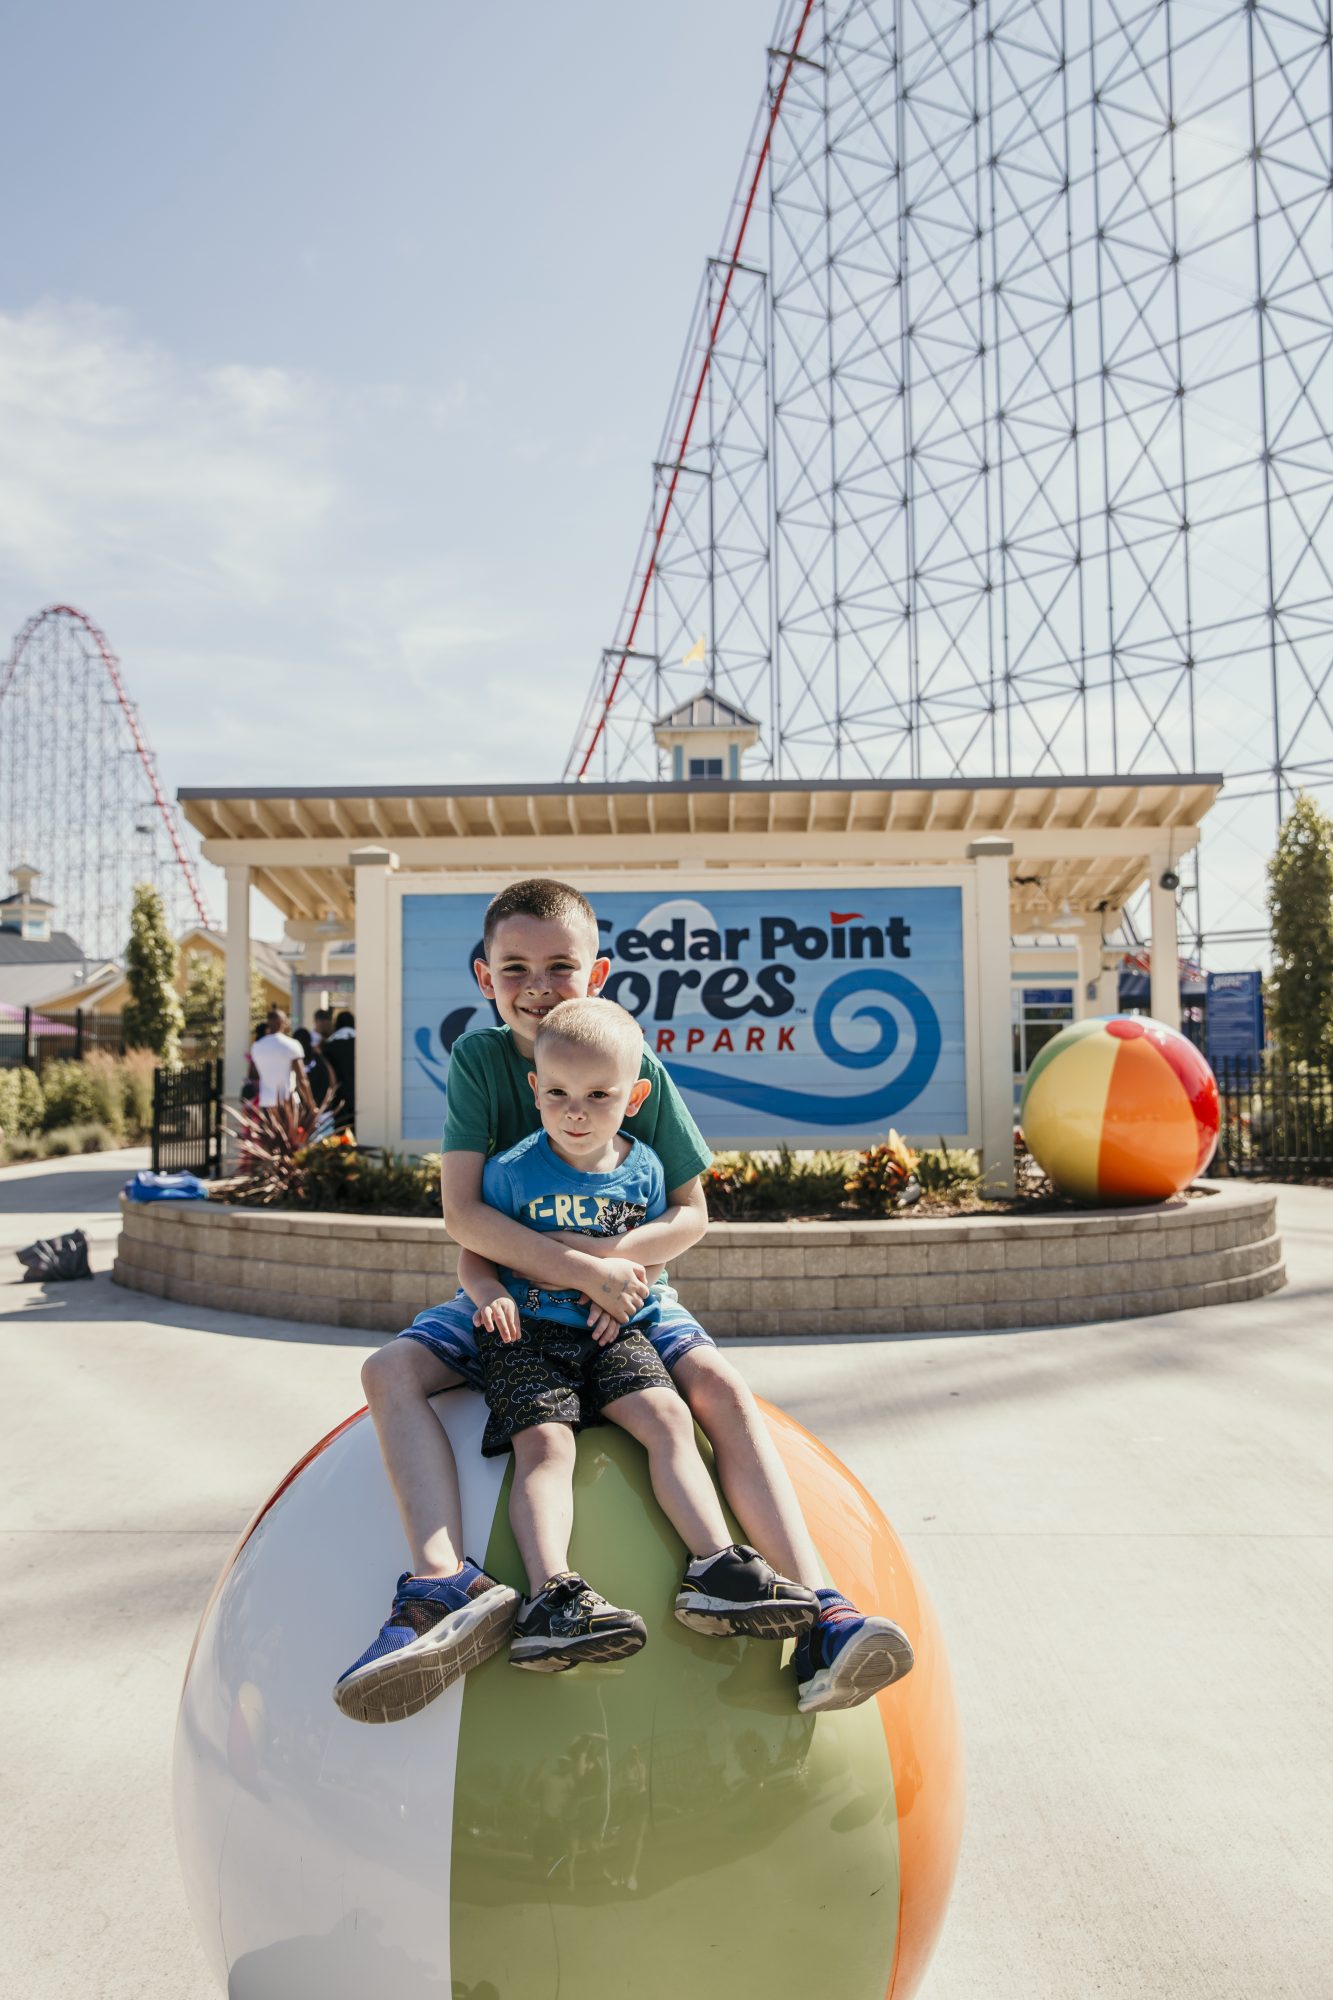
[
  {"x1": 477, "y1": 1314, "x2": 675, "y2": 1456},
  {"x1": 399, "y1": 1290, "x2": 714, "y2": 1387}
]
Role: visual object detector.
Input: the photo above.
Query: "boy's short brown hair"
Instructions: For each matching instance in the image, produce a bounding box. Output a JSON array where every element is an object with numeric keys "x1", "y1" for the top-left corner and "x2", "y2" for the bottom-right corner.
[
  {"x1": 481, "y1": 878, "x2": 600, "y2": 958},
  {"x1": 534, "y1": 998, "x2": 644, "y2": 1077}
]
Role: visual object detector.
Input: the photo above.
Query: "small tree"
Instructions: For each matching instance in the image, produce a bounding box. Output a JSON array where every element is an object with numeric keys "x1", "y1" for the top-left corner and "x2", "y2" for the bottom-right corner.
[
  {"x1": 123, "y1": 882, "x2": 184, "y2": 1063},
  {"x1": 181, "y1": 951, "x2": 268, "y2": 1058},
  {"x1": 1267, "y1": 792, "x2": 1333, "y2": 1065}
]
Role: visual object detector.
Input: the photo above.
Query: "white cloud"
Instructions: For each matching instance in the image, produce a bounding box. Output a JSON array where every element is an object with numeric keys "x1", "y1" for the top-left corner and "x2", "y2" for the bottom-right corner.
[{"x1": 0, "y1": 301, "x2": 338, "y2": 597}]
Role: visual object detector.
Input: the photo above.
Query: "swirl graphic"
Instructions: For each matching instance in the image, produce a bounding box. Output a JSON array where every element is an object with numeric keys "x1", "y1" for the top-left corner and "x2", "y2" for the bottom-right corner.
[{"x1": 667, "y1": 970, "x2": 942, "y2": 1126}]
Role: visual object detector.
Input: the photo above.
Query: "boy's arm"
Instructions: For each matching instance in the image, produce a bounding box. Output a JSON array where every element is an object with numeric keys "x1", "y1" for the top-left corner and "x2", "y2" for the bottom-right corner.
[
  {"x1": 440, "y1": 1151, "x2": 651, "y2": 1322},
  {"x1": 558, "y1": 1176, "x2": 708, "y2": 1268},
  {"x1": 456, "y1": 1245, "x2": 522, "y2": 1345},
  {"x1": 455, "y1": 1246, "x2": 504, "y2": 1309}
]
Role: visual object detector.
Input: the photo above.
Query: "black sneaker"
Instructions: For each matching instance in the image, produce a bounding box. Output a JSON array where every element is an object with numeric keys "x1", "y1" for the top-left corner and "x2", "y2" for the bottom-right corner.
[
  {"x1": 509, "y1": 1572, "x2": 648, "y2": 1672},
  {"x1": 674, "y1": 1544, "x2": 819, "y2": 1639}
]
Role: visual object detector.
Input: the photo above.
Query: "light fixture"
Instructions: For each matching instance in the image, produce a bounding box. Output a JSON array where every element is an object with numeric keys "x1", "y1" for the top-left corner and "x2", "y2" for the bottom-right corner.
[
  {"x1": 1159, "y1": 870, "x2": 1180, "y2": 892},
  {"x1": 315, "y1": 909, "x2": 346, "y2": 936}
]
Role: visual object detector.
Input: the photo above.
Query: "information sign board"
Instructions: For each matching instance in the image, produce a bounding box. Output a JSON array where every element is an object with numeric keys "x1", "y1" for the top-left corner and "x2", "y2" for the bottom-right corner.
[{"x1": 401, "y1": 885, "x2": 968, "y2": 1148}]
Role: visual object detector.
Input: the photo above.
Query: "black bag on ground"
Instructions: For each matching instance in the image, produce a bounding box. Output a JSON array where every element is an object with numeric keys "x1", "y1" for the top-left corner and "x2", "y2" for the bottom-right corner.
[{"x1": 16, "y1": 1230, "x2": 92, "y2": 1282}]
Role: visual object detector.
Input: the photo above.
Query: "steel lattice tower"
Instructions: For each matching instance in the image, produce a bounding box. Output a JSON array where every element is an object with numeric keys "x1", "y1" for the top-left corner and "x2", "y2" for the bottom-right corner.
[
  {"x1": 0, "y1": 606, "x2": 211, "y2": 967},
  {"x1": 567, "y1": 0, "x2": 1333, "y2": 962}
]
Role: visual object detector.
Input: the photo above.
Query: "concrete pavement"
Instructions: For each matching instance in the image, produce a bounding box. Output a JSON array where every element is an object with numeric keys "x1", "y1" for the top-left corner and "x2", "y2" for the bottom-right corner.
[{"x1": 2, "y1": 1152, "x2": 1331, "y2": 1997}]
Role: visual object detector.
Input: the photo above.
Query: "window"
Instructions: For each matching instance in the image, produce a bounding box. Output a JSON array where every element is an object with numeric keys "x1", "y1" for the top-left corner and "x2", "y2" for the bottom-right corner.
[
  {"x1": 1012, "y1": 986, "x2": 1075, "y2": 1089},
  {"x1": 688, "y1": 756, "x2": 724, "y2": 778}
]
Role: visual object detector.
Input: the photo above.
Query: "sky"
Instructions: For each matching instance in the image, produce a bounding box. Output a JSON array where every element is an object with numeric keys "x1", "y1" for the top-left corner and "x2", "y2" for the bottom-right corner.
[{"x1": 0, "y1": 1, "x2": 778, "y2": 926}]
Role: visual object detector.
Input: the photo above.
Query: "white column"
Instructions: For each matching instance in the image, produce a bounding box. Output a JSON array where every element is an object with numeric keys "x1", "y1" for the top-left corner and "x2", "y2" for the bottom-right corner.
[
  {"x1": 223, "y1": 865, "x2": 251, "y2": 1101},
  {"x1": 1095, "y1": 916, "x2": 1121, "y2": 1017},
  {"x1": 1075, "y1": 928, "x2": 1101, "y2": 1019},
  {"x1": 350, "y1": 846, "x2": 398, "y2": 1148},
  {"x1": 969, "y1": 838, "x2": 1015, "y2": 1195},
  {"x1": 1149, "y1": 857, "x2": 1181, "y2": 1030}
]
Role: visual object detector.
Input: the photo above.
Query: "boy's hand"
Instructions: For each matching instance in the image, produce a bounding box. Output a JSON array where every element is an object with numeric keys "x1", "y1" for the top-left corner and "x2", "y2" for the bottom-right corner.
[
  {"x1": 584, "y1": 1255, "x2": 650, "y2": 1324},
  {"x1": 474, "y1": 1296, "x2": 522, "y2": 1344},
  {"x1": 584, "y1": 1304, "x2": 621, "y2": 1346}
]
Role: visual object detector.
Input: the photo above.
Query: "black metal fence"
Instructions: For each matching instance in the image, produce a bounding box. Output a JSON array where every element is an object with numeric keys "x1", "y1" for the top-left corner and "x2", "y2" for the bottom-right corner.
[
  {"x1": 1215, "y1": 1055, "x2": 1333, "y2": 1179},
  {"x1": 152, "y1": 1060, "x2": 224, "y2": 1178},
  {"x1": 0, "y1": 1008, "x2": 125, "y2": 1072}
]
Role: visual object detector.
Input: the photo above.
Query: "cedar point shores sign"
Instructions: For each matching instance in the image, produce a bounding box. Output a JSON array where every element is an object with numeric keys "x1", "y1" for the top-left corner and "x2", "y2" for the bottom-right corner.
[{"x1": 401, "y1": 887, "x2": 967, "y2": 1149}]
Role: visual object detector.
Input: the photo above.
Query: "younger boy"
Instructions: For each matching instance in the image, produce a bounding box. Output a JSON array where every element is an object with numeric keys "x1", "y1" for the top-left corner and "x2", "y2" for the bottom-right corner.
[
  {"x1": 465, "y1": 998, "x2": 812, "y2": 1669},
  {"x1": 335, "y1": 878, "x2": 914, "y2": 1724}
]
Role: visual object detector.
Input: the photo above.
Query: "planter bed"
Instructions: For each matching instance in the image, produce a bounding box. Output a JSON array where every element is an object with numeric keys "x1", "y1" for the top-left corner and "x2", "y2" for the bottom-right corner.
[{"x1": 113, "y1": 1180, "x2": 1283, "y2": 1337}]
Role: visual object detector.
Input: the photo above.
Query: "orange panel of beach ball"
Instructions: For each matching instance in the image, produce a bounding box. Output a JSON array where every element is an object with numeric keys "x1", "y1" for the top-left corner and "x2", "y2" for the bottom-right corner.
[{"x1": 1020, "y1": 1015, "x2": 1219, "y2": 1203}]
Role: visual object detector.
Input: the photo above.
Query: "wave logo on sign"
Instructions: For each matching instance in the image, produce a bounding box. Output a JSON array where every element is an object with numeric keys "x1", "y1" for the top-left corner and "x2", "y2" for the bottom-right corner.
[
  {"x1": 669, "y1": 968, "x2": 941, "y2": 1124},
  {"x1": 600, "y1": 896, "x2": 942, "y2": 1128}
]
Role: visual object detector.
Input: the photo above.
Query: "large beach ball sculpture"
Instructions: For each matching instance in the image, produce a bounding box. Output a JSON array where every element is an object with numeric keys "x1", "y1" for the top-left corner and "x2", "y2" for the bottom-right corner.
[
  {"x1": 1021, "y1": 1014, "x2": 1219, "y2": 1203},
  {"x1": 175, "y1": 1391, "x2": 962, "y2": 2000}
]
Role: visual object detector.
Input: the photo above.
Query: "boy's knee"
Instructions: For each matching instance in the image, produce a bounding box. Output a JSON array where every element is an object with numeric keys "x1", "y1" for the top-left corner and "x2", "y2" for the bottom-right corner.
[
  {"x1": 513, "y1": 1422, "x2": 575, "y2": 1467},
  {"x1": 676, "y1": 1355, "x2": 755, "y2": 1433},
  {"x1": 361, "y1": 1339, "x2": 425, "y2": 1405}
]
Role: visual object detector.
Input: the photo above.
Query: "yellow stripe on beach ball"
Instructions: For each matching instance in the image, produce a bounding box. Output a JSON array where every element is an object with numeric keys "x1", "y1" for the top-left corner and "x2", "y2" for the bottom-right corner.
[{"x1": 1021, "y1": 1026, "x2": 1118, "y2": 1201}]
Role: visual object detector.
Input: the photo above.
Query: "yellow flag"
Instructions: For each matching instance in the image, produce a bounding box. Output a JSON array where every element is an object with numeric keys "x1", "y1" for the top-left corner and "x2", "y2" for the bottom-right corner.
[{"x1": 681, "y1": 634, "x2": 706, "y2": 665}]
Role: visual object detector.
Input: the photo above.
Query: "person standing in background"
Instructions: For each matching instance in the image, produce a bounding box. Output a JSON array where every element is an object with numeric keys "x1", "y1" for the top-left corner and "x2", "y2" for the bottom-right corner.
[
  {"x1": 322, "y1": 1010, "x2": 356, "y2": 1130},
  {"x1": 294, "y1": 1025, "x2": 332, "y2": 1105},
  {"x1": 249, "y1": 1010, "x2": 314, "y2": 1114}
]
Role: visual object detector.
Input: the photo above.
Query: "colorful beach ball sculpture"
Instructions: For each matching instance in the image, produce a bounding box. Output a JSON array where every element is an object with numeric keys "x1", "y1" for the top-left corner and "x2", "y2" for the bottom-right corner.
[
  {"x1": 1020, "y1": 1014, "x2": 1219, "y2": 1204},
  {"x1": 175, "y1": 1390, "x2": 963, "y2": 2000}
]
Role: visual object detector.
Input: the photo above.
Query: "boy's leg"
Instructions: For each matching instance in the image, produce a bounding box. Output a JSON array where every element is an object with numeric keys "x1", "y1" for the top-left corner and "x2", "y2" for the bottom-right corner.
[
  {"x1": 333, "y1": 1310, "x2": 519, "y2": 1725},
  {"x1": 594, "y1": 1337, "x2": 816, "y2": 1641},
  {"x1": 509, "y1": 1423, "x2": 577, "y2": 1594},
  {"x1": 361, "y1": 1336, "x2": 467, "y2": 1575},
  {"x1": 600, "y1": 1386, "x2": 731, "y2": 1559},
  {"x1": 478, "y1": 1318, "x2": 648, "y2": 1673},
  {"x1": 668, "y1": 1339, "x2": 914, "y2": 1700},
  {"x1": 668, "y1": 1344, "x2": 824, "y2": 1587},
  {"x1": 506, "y1": 1421, "x2": 647, "y2": 1673}
]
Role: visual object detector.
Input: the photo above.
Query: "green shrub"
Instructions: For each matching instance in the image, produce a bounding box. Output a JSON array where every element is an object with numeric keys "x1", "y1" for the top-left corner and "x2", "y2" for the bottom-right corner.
[
  {"x1": 703, "y1": 1146, "x2": 855, "y2": 1221},
  {"x1": 15, "y1": 1066, "x2": 45, "y2": 1134},
  {"x1": 292, "y1": 1139, "x2": 439, "y2": 1216},
  {"x1": 914, "y1": 1142, "x2": 982, "y2": 1196},
  {"x1": 79, "y1": 1052, "x2": 128, "y2": 1139},
  {"x1": 40, "y1": 1121, "x2": 122, "y2": 1158},
  {"x1": 40, "y1": 1060, "x2": 99, "y2": 1131},
  {"x1": 118, "y1": 1049, "x2": 157, "y2": 1139},
  {"x1": 0, "y1": 1069, "x2": 18, "y2": 1141}
]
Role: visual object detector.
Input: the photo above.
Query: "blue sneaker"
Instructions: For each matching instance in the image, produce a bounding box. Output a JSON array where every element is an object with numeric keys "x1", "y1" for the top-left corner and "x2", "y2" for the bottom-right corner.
[
  {"x1": 793, "y1": 1590, "x2": 915, "y2": 1713},
  {"x1": 333, "y1": 1561, "x2": 520, "y2": 1724}
]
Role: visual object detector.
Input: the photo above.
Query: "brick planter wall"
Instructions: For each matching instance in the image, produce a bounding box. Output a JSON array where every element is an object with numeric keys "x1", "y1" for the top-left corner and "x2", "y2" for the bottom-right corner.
[{"x1": 113, "y1": 1182, "x2": 1283, "y2": 1338}]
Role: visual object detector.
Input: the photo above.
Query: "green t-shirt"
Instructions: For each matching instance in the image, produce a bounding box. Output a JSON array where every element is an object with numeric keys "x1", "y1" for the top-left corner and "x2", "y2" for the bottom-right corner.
[{"x1": 442, "y1": 1024, "x2": 712, "y2": 1192}]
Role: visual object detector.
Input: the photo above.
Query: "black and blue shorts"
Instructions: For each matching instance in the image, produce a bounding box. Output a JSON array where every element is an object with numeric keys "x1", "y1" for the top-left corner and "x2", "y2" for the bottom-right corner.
[
  {"x1": 399, "y1": 1288, "x2": 714, "y2": 1387},
  {"x1": 476, "y1": 1313, "x2": 675, "y2": 1456}
]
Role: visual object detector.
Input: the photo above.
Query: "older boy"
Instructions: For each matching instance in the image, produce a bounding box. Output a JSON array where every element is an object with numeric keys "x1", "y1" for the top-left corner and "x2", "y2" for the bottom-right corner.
[
  {"x1": 467, "y1": 997, "x2": 811, "y2": 1669},
  {"x1": 334, "y1": 879, "x2": 913, "y2": 1723}
]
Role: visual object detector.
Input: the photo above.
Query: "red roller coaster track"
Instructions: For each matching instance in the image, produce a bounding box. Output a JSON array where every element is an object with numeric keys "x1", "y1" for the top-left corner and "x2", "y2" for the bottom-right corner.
[
  {"x1": 568, "y1": 0, "x2": 818, "y2": 780},
  {"x1": 1, "y1": 603, "x2": 211, "y2": 930}
]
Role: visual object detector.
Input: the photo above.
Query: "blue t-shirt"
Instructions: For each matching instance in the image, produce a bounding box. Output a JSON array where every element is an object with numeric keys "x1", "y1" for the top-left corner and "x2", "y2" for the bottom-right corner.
[{"x1": 481, "y1": 1130, "x2": 666, "y2": 1330}]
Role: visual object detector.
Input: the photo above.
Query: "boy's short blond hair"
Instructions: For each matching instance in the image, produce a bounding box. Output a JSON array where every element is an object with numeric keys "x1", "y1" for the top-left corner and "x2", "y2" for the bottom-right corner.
[{"x1": 533, "y1": 998, "x2": 644, "y2": 1076}]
